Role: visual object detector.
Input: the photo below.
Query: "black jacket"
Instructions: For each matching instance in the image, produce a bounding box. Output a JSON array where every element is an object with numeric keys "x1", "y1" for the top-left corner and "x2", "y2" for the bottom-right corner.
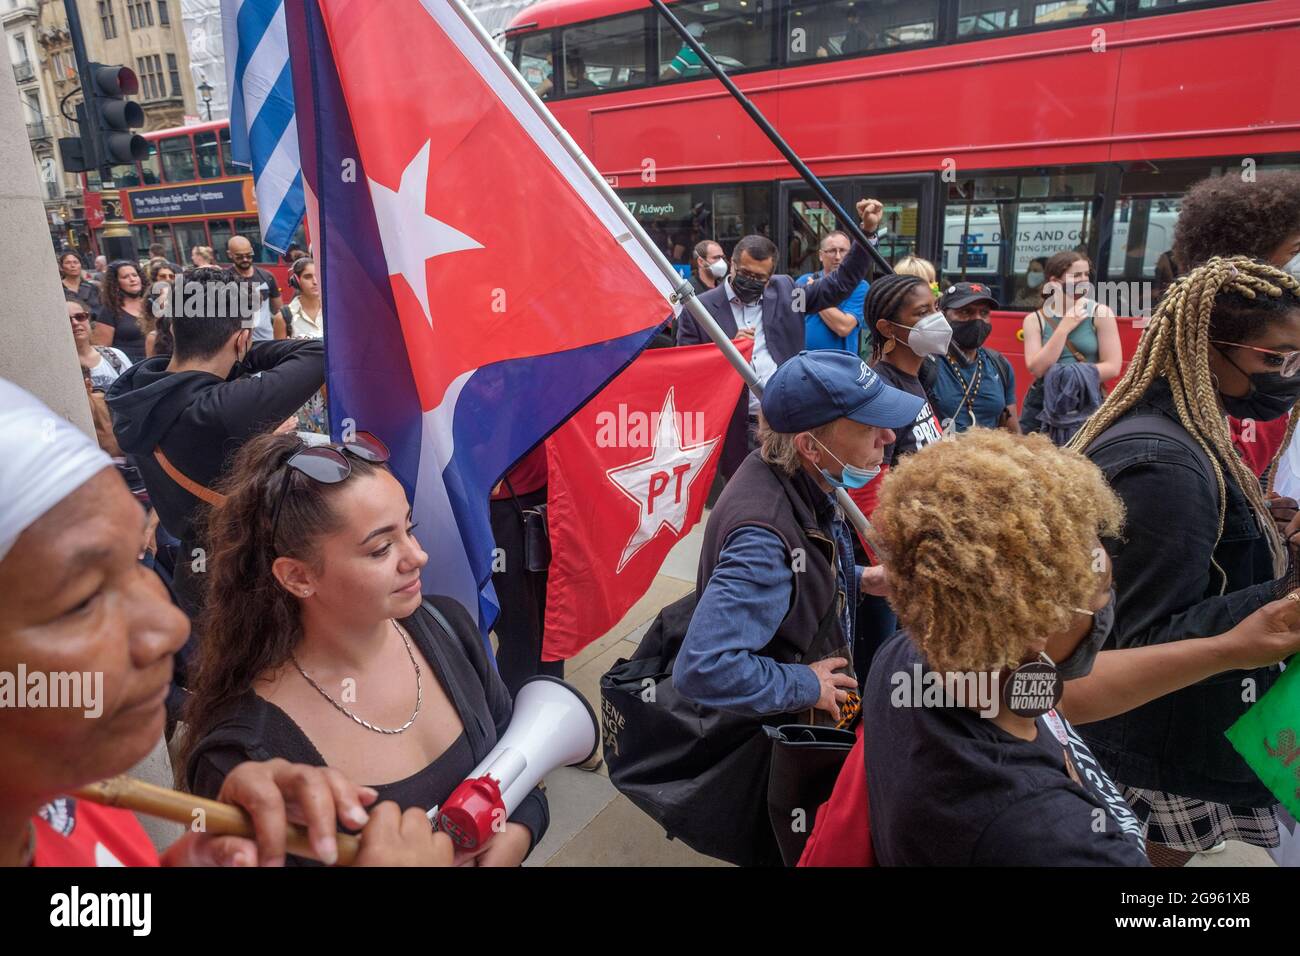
[
  {"x1": 1082, "y1": 378, "x2": 1286, "y2": 806},
  {"x1": 675, "y1": 241, "x2": 873, "y2": 477},
  {"x1": 106, "y1": 339, "x2": 325, "y2": 615}
]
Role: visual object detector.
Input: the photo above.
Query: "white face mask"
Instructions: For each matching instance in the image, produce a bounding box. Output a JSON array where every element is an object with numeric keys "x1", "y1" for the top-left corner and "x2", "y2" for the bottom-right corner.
[
  {"x1": 707, "y1": 258, "x2": 729, "y2": 280},
  {"x1": 1027, "y1": 272, "x2": 1045, "y2": 289},
  {"x1": 1284, "y1": 251, "x2": 1300, "y2": 282},
  {"x1": 897, "y1": 311, "x2": 952, "y2": 357}
]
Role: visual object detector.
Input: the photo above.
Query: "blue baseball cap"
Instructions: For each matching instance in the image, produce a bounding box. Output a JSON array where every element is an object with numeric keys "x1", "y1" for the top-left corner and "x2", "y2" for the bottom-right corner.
[{"x1": 761, "y1": 350, "x2": 925, "y2": 432}]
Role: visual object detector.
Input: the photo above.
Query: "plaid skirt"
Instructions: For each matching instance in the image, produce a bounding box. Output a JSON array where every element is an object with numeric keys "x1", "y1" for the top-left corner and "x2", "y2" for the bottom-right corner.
[{"x1": 1122, "y1": 786, "x2": 1280, "y2": 852}]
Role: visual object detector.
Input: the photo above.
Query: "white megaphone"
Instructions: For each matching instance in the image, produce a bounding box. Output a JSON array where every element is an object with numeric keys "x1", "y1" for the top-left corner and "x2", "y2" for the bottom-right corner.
[{"x1": 428, "y1": 676, "x2": 597, "y2": 850}]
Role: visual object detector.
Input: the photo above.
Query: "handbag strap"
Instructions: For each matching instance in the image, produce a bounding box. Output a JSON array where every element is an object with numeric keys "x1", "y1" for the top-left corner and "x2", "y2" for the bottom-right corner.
[
  {"x1": 501, "y1": 473, "x2": 528, "y2": 524},
  {"x1": 154, "y1": 448, "x2": 227, "y2": 507},
  {"x1": 1039, "y1": 309, "x2": 1088, "y2": 364}
]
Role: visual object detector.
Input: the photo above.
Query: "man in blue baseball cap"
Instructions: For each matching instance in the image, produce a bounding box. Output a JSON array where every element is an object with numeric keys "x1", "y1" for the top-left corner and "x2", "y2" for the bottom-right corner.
[{"x1": 676, "y1": 349, "x2": 924, "y2": 727}]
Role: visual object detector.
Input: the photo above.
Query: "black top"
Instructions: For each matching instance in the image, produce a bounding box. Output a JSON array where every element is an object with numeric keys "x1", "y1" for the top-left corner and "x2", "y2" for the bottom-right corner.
[
  {"x1": 65, "y1": 280, "x2": 101, "y2": 310},
  {"x1": 1081, "y1": 378, "x2": 1285, "y2": 805},
  {"x1": 96, "y1": 306, "x2": 148, "y2": 363},
  {"x1": 864, "y1": 632, "x2": 1150, "y2": 866},
  {"x1": 186, "y1": 596, "x2": 549, "y2": 863},
  {"x1": 871, "y1": 360, "x2": 942, "y2": 466}
]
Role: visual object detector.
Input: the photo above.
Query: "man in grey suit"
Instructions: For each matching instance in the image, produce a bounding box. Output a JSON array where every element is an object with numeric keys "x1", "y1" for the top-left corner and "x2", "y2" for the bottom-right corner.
[{"x1": 676, "y1": 199, "x2": 883, "y2": 478}]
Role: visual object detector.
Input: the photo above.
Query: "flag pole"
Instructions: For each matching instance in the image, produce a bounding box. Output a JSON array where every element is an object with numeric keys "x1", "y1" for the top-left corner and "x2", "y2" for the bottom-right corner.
[
  {"x1": 444, "y1": 0, "x2": 881, "y2": 548},
  {"x1": 648, "y1": 0, "x2": 894, "y2": 277}
]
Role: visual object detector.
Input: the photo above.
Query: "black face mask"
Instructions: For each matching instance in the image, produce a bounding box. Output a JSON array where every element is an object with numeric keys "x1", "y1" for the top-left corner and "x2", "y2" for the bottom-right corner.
[
  {"x1": 950, "y1": 319, "x2": 992, "y2": 351},
  {"x1": 731, "y1": 272, "x2": 766, "y2": 305},
  {"x1": 1217, "y1": 350, "x2": 1300, "y2": 421},
  {"x1": 1056, "y1": 587, "x2": 1115, "y2": 680}
]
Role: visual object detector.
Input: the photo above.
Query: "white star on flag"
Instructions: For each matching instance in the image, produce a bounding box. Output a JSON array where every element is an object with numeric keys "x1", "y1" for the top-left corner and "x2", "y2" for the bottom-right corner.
[
  {"x1": 368, "y1": 140, "x2": 483, "y2": 327},
  {"x1": 606, "y1": 388, "x2": 720, "y2": 573}
]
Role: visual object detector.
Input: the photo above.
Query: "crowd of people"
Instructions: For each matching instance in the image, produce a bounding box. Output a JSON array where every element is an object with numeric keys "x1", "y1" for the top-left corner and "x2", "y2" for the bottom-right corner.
[{"x1": 3, "y1": 168, "x2": 1300, "y2": 868}]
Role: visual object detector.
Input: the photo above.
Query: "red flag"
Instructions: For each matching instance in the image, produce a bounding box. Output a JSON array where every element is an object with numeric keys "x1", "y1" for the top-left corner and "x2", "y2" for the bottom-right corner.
[{"x1": 543, "y1": 341, "x2": 753, "y2": 660}]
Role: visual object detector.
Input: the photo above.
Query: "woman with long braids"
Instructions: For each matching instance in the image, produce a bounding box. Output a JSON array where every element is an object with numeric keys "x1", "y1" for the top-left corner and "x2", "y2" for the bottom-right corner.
[
  {"x1": 92, "y1": 260, "x2": 151, "y2": 363},
  {"x1": 1071, "y1": 256, "x2": 1300, "y2": 865},
  {"x1": 178, "y1": 432, "x2": 548, "y2": 866}
]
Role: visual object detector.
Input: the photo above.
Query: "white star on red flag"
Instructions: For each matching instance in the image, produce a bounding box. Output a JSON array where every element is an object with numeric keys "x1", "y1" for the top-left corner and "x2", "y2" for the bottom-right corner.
[
  {"x1": 606, "y1": 388, "x2": 720, "y2": 573},
  {"x1": 368, "y1": 139, "x2": 483, "y2": 328}
]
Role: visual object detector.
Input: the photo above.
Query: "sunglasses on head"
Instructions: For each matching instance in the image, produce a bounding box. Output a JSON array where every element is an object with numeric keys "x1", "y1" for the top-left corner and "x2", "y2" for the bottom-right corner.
[{"x1": 269, "y1": 432, "x2": 391, "y2": 550}]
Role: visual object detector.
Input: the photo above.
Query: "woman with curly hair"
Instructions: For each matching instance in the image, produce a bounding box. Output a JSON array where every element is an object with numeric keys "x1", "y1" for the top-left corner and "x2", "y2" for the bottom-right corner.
[
  {"x1": 1071, "y1": 256, "x2": 1300, "y2": 865},
  {"x1": 177, "y1": 431, "x2": 548, "y2": 866},
  {"x1": 91, "y1": 259, "x2": 151, "y2": 363},
  {"x1": 860, "y1": 429, "x2": 1300, "y2": 866}
]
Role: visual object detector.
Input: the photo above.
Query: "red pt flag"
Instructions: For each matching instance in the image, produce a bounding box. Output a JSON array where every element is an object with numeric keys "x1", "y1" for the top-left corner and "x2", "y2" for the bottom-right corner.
[{"x1": 543, "y1": 340, "x2": 753, "y2": 660}]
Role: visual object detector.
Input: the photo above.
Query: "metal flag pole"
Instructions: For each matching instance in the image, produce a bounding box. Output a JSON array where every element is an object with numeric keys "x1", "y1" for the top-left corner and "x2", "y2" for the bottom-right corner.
[
  {"x1": 443, "y1": 0, "x2": 880, "y2": 547},
  {"x1": 648, "y1": 0, "x2": 894, "y2": 277}
]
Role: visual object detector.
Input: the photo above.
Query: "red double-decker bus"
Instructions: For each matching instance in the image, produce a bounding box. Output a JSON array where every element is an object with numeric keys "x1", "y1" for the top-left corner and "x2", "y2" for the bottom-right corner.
[
  {"x1": 503, "y1": 0, "x2": 1300, "y2": 394},
  {"x1": 82, "y1": 119, "x2": 303, "y2": 288}
]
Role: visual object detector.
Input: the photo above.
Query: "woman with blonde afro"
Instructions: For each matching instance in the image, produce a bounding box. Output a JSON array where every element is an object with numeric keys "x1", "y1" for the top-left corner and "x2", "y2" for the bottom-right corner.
[{"x1": 858, "y1": 429, "x2": 1300, "y2": 866}]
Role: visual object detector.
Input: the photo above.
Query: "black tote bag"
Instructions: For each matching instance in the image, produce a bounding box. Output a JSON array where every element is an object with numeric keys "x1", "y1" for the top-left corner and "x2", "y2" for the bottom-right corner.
[
  {"x1": 764, "y1": 724, "x2": 857, "y2": 866},
  {"x1": 600, "y1": 590, "x2": 841, "y2": 867}
]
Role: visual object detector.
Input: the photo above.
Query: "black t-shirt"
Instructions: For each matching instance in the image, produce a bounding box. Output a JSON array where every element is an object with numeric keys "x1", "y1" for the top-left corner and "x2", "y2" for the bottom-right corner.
[
  {"x1": 96, "y1": 307, "x2": 147, "y2": 363},
  {"x1": 65, "y1": 280, "x2": 100, "y2": 310},
  {"x1": 225, "y1": 266, "x2": 281, "y2": 340},
  {"x1": 871, "y1": 360, "x2": 942, "y2": 466},
  {"x1": 864, "y1": 632, "x2": 1150, "y2": 866}
]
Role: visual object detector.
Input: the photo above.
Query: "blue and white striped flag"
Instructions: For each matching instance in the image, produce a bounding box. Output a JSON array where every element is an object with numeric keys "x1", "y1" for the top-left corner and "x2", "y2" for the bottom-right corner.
[{"x1": 222, "y1": 0, "x2": 304, "y2": 253}]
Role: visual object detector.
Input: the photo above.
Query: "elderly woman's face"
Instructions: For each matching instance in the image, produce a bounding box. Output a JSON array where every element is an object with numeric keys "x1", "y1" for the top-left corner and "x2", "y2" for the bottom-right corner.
[{"x1": 0, "y1": 470, "x2": 188, "y2": 806}]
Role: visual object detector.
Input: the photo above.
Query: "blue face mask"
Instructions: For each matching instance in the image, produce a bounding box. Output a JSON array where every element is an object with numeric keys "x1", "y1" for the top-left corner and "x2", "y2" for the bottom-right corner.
[{"x1": 809, "y1": 435, "x2": 880, "y2": 490}]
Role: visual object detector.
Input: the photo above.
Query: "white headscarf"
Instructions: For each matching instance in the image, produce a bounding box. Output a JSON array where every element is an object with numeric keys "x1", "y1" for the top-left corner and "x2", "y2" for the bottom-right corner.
[{"x1": 0, "y1": 377, "x2": 112, "y2": 563}]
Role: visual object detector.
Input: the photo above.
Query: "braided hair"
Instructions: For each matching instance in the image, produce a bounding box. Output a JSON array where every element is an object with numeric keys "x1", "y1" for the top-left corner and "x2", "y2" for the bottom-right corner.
[
  {"x1": 1069, "y1": 256, "x2": 1300, "y2": 586},
  {"x1": 864, "y1": 273, "x2": 928, "y2": 363}
]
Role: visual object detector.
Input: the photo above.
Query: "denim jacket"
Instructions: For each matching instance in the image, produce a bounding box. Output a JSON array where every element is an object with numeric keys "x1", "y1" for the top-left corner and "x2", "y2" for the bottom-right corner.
[{"x1": 1081, "y1": 379, "x2": 1286, "y2": 807}]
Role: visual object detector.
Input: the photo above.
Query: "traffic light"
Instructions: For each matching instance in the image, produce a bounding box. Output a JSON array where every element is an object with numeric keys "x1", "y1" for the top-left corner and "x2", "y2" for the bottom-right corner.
[
  {"x1": 57, "y1": 63, "x2": 147, "y2": 174},
  {"x1": 87, "y1": 63, "x2": 148, "y2": 167}
]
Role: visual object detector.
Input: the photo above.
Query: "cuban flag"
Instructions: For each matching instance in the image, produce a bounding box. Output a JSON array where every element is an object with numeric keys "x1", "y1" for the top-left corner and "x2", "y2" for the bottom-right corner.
[
  {"x1": 222, "y1": 0, "x2": 305, "y2": 253},
  {"x1": 284, "y1": 0, "x2": 679, "y2": 637}
]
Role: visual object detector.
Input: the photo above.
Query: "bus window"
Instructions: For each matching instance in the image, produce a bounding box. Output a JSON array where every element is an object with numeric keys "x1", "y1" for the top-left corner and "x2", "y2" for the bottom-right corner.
[
  {"x1": 1033, "y1": 0, "x2": 1115, "y2": 27},
  {"x1": 195, "y1": 130, "x2": 221, "y2": 179},
  {"x1": 140, "y1": 139, "x2": 161, "y2": 185},
  {"x1": 519, "y1": 32, "x2": 556, "y2": 98},
  {"x1": 660, "y1": 0, "x2": 774, "y2": 78},
  {"x1": 174, "y1": 222, "x2": 210, "y2": 264},
  {"x1": 130, "y1": 225, "x2": 152, "y2": 260},
  {"x1": 160, "y1": 135, "x2": 197, "y2": 182},
  {"x1": 219, "y1": 125, "x2": 241, "y2": 176},
  {"x1": 561, "y1": 13, "x2": 648, "y2": 94},
  {"x1": 956, "y1": 0, "x2": 1020, "y2": 38},
  {"x1": 788, "y1": 0, "x2": 939, "y2": 62},
  {"x1": 209, "y1": 219, "x2": 234, "y2": 259},
  {"x1": 234, "y1": 217, "x2": 273, "y2": 262},
  {"x1": 150, "y1": 224, "x2": 180, "y2": 264},
  {"x1": 114, "y1": 160, "x2": 141, "y2": 187},
  {"x1": 288, "y1": 221, "x2": 308, "y2": 255}
]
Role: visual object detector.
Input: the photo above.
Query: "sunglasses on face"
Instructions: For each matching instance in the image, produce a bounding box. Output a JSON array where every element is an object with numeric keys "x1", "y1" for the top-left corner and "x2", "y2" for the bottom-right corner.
[
  {"x1": 269, "y1": 433, "x2": 391, "y2": 550},
  {"x1": 69, "y1": 312, "x2": 91, "y2": 322},
  {"x1": 1211, "y1": 340, "x2": 1300, "y2": 378}
]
